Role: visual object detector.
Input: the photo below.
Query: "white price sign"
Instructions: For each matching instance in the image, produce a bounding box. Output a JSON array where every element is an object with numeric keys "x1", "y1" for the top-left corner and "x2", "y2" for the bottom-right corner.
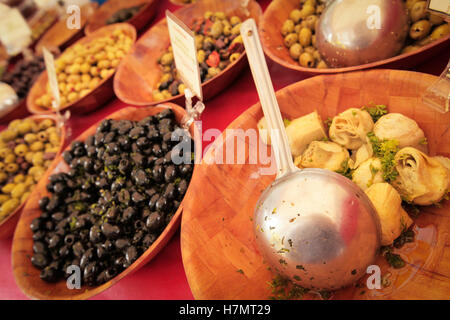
[
  {"x1": 166, "y1": 10, "x2": 203, "y2": 101},
  {"x1": 427, "y1": 0, "x2": 450, "y2": 17}
]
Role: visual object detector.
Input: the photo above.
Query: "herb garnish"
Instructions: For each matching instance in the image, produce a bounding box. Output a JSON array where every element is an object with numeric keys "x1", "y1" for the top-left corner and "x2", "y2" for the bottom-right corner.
[
  {"x1": 367, "y1": 132, "x2": 399, "y2": 182},
  {"x1": 361, "y1": 104, "x2": 388, "y2": 122}
]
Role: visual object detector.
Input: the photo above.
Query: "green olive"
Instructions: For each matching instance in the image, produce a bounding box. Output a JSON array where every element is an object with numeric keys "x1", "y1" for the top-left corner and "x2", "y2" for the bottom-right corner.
[
  {"x1": 178, "y1": 84, "x2": 186, "y2": 95},
  {"x1": 197, "y1": 50, "x2": 206, "y2": 63},
  {"x1": 208, "y1": 67, "x2": 221, "y2": 78},
  {"x1": 0, "y1": 172, "x2": 7, "y2": 184},
  {"x1": 402, "y1": 45, "x2": 420, "y2": 54},
  {"x1": 299, "y1": 27, "x2": 312, "y2": 47},
  {"x1": 281, "y1": 19, "x2": 295, "y2": 36},
  {"x1": 214, "y1": 12, "x2": 226, "y2": 20},
  {"x1": 299, "y1": 52, "x2": 315, "y2": 68},
  {"x1": 204, "y1": 11, "x2": 213, "y2": 20},
  {"x1": 230, "y1": 16, "x2": 241, "y2": 26},
  {"x1": 289, "y1": 9, "x2": 303, "y2": 24},
  {"x1": 223, "y1": 24, "x2": 232, "y2": 36},
  {"x1": 406, "y1": 0, "x2": 421, "y2": 10},
  {"x1": 17, "y1": 122, "x2": 32, "y2": 135},
  {"x1": 430, "y1": 23, "x2": 450, "y2": 40},
  {"x1": 284, "y1": 33, "x2": 298, "y2": 48},
  {"x1": 4, "y1": 153, "x2": 15, "y2": 164},
  {"x1": 1, "y1": 129, "x2": 18, "y2": 142},
  {"x1": 0, "y1": 198, "x2": 19, "y2": 217},
  {"x1": 2, "y1": 183, "x2": 15, "y2": 194},
  {"x1": 409, "y1": 20, "x2": 431, "y2": 40},
  {"x1": 304, "y1": 46, "x2": 315, "y2": 55},
  {"x1": 24, "y1": 133, "x2": 37, "y2": 144},
  {"x1": 153, "y1": 91, "x2": 165, "y2": 102},
  {"x1": 289, "y1": 43, "x2": 303, "y2": 60},
  {"x1": 231, "y1": 23, "x2": 241, "y2": 35},
  {"x1": 5, "y1": 163, "x2": 18, "y2": 173},
  {"x1": 210, "y1": 21, "x2": 224, "y2": 39},
  {"x1": 160, "y1": 52, "x2": 174, "y2": 66},
  {"x1": 38, "y1": 119, "x2": 54, "y2": 130},
  {"x1": 229, "y1": 53, "x2": 241, "y2": 63},
  {"x1": 194, "y1": 34, "x2": 204, "y2": 49},
  {"x1": 0, "y1": 194, "x2": 9, "y2": 205},
  {"x1": 15, "y1": 144, "x2": 28, "y2": 157},
  {"x1": 410, "y1": 1, "x2": 428, "y2": 22},
  {"x1": 0, "y1": 148, "x2": 11, "y2": 158},
  {"x1": 11, "y1": 183, "x2": 26, "y2": 199},
  {"x1": 428, "y1": 13, "x2": 444, "y2": 25},
  {"x1": 304, "y1": 15, "x2": 318, "y2": 31}
]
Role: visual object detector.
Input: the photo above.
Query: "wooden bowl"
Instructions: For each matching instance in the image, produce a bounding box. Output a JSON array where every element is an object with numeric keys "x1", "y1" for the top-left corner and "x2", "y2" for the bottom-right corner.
[
  {"x1": 0, "y1": 114, "x2": 66, "y2": 240},
  {"x1": 85, "y1": 0, "x2": 159, "y2": 35},
  {"x1": 180, "y1": 69, "x2": 450, "y2": 300},
  {"x1": 12, "y1": 103, "x2": 200, "y2": 300},
  {"x1": 169, "y1": 0, "x2": 196, "y2": 6},
  {"x1": 35, "y1": 3, "x2": 98, "y2": 55},
  {"x1": 260, "y1": 0, "x2": 450, "y2": 75},
  {"x1": 0, "y1": 100, "x2": 30, "y2": 125},
  {"x1": 27, "y1": 23, "x2": 137, "y2": 115},
  {"x1": 114, "y1": 0, "x2": 262, "y2": 106}
]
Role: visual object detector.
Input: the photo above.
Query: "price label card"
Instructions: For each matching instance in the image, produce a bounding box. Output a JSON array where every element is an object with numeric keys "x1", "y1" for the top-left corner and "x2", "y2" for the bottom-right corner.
[
  {"x1": 166, "y1": 10, "x2": 203, "y2": 101},
  {"x1": 42, "y1": 47, "x2": 60, "y2": 111},
  {"x1": 427, "y1": 0, "x2": 450, "y2": 17}
]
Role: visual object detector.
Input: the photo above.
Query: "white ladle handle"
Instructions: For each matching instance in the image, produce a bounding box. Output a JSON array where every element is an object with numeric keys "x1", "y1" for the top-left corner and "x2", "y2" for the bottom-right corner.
[{"x1": 241, "y1": 19, "x2": 297, "y2": 178}]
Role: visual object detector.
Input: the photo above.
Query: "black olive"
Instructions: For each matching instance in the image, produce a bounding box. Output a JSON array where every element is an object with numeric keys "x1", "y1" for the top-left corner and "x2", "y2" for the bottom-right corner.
[
  {"x1": 48, "y1": 234, "x2": 61, "y2": 249},
  {"x1": 117, "y1": 189, "x2": 130, "y2": 205},
  {"x1": 38, "y1": 196, "x2": 50, "y2": 211},
  {"x1": 101, "y1": 222, "x2": 121, "y2": 239},
  {"x1": 136, "y1": 137, "x2": 150, "y2": 149},
  {"x1": 58, "y1": 245, "x2": 70, "y2": 258},
  {"x1": 122, "y1": 207, "x2": 136, "y2": 221},
  {"x1": 115, "y1": 238, "x2": 130, "y2": 250},
  {"x1": 102, "y1": 239, "x2": 114, "y2": 251},
  {"x1": 33, "y1": 241, "x2": 48, "y2": 255},
  {"x1": 117, "y1": 120, "x2": 133, "y2": 135},
  {"x1": 44, "y1": 220, "x2": 54, "y2": 231},
  {"x1": 30, "y1": 217, "x2": 43, "y2": 232},
  {"x1": 40, "y1": 266, "x2": 58, "y2": 282},
  {"x1": 72, "y1": 241, "x2": 85, "y2": 258},
  {"x1": 62, "y1": 151, "x2": 73, "y2": 164},
  {"x1": 64, "y1": 234, "x2": 76, "y2": 246},
  {"x1": 80, "y1": 248, "x2": 95, "y2": 269},
  {"x1": 152, "y1": 165, "x2": 163, "y2": 182},
  {"x1": 104, "y1": 131, "x2": 116, "y2": 144},
  {"x1": 163, "y1": 183, "x2": 177, "y2": 200},
  {"x1": 164, "y1": 165, "x2": 177, "y2": 183},
  {"x1": 129, "y1": 126, "x2": 145, "y2": 139},
  {"x1": 131, "y1": 153, "x2": 146, "y2": 167},
  {"x1": 132, "y1": 230, "x2": 144, "y2": 244},
  {"x1": 142, "y1": 234, "x2": 156, "y2": 248},
  {"x1": 177, "y1": 179, "x2": 188, "y2": 196},
  {"x1": 31, "y1": 253, "x2": 49, "y2": 269},
  {"x1": 85, "y1": 135, "x2": 95, "y2": 148},
  {"x1": 96, "y1": 246, "x2": 108, "y2": 260},
  {"x1": 152, "y1": 144, "x2": 163, "y2": 157},
  {"x1": 180, "y1": 163, "x2": 193, "y2": 177},
  {"x1": 146, "y1": 212, "x2": 163, "y2": 231},
  {"x1": 133, "y1": 169, "x2": 149, "y2": 186},
  {"x1": 32, "y1": 230, "x2": 45, "y2": 241},
  {"x1": 46, "y1": 195, "x2": 61, "y2": 212},
  {"x1": 125, "y1": 246, "x2": 138, "y2": 265},
  {"x1": 148, "y1": 194, "x2": 160, "y2": 210},
  {"x1": 83, "y1": 262, "x2": 98, "y2": 285},
  {"x1": 73, "y1": 146, "x2": 86, "y2": 157},
  {"x1": 89, "y1": 225, "x2": 103, "y2": 243},
  {"x1": 155, "y1": 196, "x2": 169, "y2": 213},
  {"x1": 98, "y1": 119, "x2": 111, "y2": 133}
]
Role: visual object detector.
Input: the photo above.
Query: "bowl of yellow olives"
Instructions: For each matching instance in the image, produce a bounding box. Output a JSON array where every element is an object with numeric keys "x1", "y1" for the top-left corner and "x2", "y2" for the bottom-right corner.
[
  {"x1": 27, "y1": 23, "x2": 137, "y2": 115},
  {"x1": 260, "y1": 0, "x2": 450, "y2": 74},
  {"x1": 0, "y1": 115, "x2": 65, "y2": 239},
  {"x1": 114, "y1": 0, "x2": 262, "y2": 106}
]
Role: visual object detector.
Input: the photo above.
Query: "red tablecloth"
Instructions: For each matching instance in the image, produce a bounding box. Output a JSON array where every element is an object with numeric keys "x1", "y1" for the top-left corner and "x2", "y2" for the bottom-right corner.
[{"x1": 0, "y1": 0, "x2": 448, "y2": 300}]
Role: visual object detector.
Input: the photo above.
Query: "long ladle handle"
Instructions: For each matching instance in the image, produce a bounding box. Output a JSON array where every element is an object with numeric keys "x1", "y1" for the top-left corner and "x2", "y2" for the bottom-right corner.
[{"x1": 241, "y1": 19, "x2": 297, "y2": 178}]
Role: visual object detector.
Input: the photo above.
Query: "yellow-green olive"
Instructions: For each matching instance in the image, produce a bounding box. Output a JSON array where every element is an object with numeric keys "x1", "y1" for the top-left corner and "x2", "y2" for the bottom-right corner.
[
  {"x1": 197, "y1": 50, "x2": 206, "y2": 63},
  {"x1": 178, "y1": 84, "x2": 186, "y2": 95},
  {"x1": 204, "y1": 11, "x2": 213, "y2": 20},
  {"x1": 317, "y1": 60, "x2": 328, "y2": 69},
  {"x1": 21, "y1": 191, "x2": 31, "y2": 204},
  {"x1": 409, "y1": 20, "x2": 431, "y2": 40},
  {"x1": 11, "y1": 183, "x2": 26, "y2": 199},
  {"x1": 214, "y1": 12, "x2": 226, "y2": 20},
  {"x1": 30, "y1": 141, "x2": 44, "y2": 152},
  {"x1": 231, "y1": 35, "x2": 242, "y2": 45},
  {"x1": 160, "y1": 52, "x2": 174, "y2": 66},
  {"x1": 299, "y1": 27, "x2": 312, "y2": 47},
  {"x1": 428, "y1": 13, "x2": 444, "y2": 25},
  {"x1": 194, "y1": 34, "x2": 204, "y2": 49},
  {"x1": 0, "y1": 198, "x2": 19, "y2": 217},
  {"x1": 281, "y1": 19, "x2": 295, "y2": 36},
  {"x1": 230, "y1": 16, "x2": 241, "y2": 26},
  {"x1": 32, "y1": 152, "x2": 44, "y2": 166},
  {"x1": 406, "y1": 0, "x2": 421, "y2": 10},
  {"x1": 2, "y1": 183, "x2": 15, "y2": 194},
  {"x1": 153, "y1": 92, "x2": 165, "y2": 102},
  {"x1": 0, "y1": 194, "x2": 9, "y2": 205},
  {"x1": 5, "y1": 163, "x2": 18, "y2": 173},
  {"x1": 313, "y1": 49, "x2": 321, "y2": 61},
  {"x1": 1, "y1": 129, "x2": 18, "y2": 142},
  {"x1": 24, "y1": 133, "x2": 37, "y2": 144},
  {"x1": 208, "y1": 67, "x2": 221, "y2": 77},
  {"x1": 0, "y1": 148, "x2": 11, "y2": 158},
  {"x1": 410, "y1": 1, "x2": 428, "y2": 22},
  {"x1": 38, "y1": 119, "x2": 54, "y2": 130},
  {"x1": 231, "y1": 23, "x2": 241, "y2": 35},
  {"x1": 430, "y1": 23, "x2": 450, "y2": 40},
  {"x1": 284, "y1": 33, "x2": 298, "y2": 48},
  {"x1": 229, "y1": 53, "x2": 241, "y2": 63},
  {"x1": 223, "y1": 24, "x2": 232, "y2": 36},
  {"x1": 304, "y1": 46, "x2": 315, "y2": 55},
  {"x1": 0, "y1": 162, "x2": 4, "y2": 172},
  {"x1": 4, "y1": 153, "x2": 15, "y2": 164},
  {"x1": 13, "y1": 174, "x2": 25, "y2": 184},
  {"x1": 289, "y1": 9, "x2": 303, "y2": 24},
  {"x1": 0, "y1": 172, "x2": 7, "y2": 184},
  {"x1": 210, "y1": 21, "x2": 224, "y2": 38},
  {"x1": 289, "y1": 43, "x2": 303, "y2": 60},
  {"x1": 299, "y1": 52, "x2": 315, "y2": 67},
  {"x1": 304, "y1": 15, "x2": 318, "y2": 31},
  {"x1": 14, "y1": 144, "x2": 28, "y2": 157}
]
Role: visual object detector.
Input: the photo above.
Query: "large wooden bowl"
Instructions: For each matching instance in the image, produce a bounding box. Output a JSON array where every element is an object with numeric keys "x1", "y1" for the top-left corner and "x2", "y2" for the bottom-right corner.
[
  {"x1": 0, "y1": 114, "x2": 66, "y2": 239},
  {"x1": 0, "y1": 100, "x2": 30, "y2": 125},
  {"x1": 35, "y1": 3, "x2": 98, "y2": 55},
  {"x1": 181, "y1": 69, "x2": 450, "y2": 300},
  {"x1": 114, "y1": 0, "x2": 262, "y2": 106},
  {"x1": 260, "y1": 0, "x2": 450, "y2": 75},
  {"x1": 85, "y1": 0, "x2": 159, "y2": 35},
  {"x1": 27, "y1": 23, "x2": 137, "y2": 115},
  {"x1": 12, "y1": 103, "x2": 199, "y2": 300}
]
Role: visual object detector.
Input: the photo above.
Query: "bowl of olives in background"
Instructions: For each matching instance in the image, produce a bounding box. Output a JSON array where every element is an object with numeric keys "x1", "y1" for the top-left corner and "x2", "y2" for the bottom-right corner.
[
  {"x1": 12, "y1": 103, "x2": 199, "y2": 300},
  {"x1": 260, "y1": 0, "x2": 450, "y2": 74},
  {"x1": 0, "y1": 56, "x2": 46, "y2": 123},
  {"x1": 0, "y1": 115, "x2": 65, "y2": 239},
  {"x1": 113, "y1": 0, "x2": 262, "y2": 106},
  {"x1": 27, "y1": 23, "x2": 137, "y2": 115},
  {"x1": 85, "y1": 0, "x2": 159, "y2": 35}
]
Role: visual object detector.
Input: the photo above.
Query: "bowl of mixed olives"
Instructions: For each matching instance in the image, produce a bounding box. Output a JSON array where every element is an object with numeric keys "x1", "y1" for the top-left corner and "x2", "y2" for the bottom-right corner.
[
  {"x1": 12, "y1": 104, "x2": 198, "y2": 300},
  {"x1": 27, "y1": 23, "x2": 136, "y2": 115},
  {"x1": 114, "y1": 0, "x2": 263, "y2": 106},
  {"x1": 85, "y1": 0, "x2": 159, "y2": 35},
  {"x1": 260, "y1": 0, "x2": 450, "y2": 74},
  {"x1": 0, "y1": 115, "x2": 65, "y2": 239}
]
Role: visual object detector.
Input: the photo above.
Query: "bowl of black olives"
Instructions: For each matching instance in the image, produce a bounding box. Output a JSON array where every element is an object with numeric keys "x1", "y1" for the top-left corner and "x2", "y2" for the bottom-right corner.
[{"x1": 12, "y1": 103, "x2": 198, "y2": 299}]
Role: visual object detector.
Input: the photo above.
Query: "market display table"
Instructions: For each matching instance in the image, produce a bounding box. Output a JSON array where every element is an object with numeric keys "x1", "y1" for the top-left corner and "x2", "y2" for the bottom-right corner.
[{"x1": 0, "y1": 0, "x2": 448, "y2": 299}]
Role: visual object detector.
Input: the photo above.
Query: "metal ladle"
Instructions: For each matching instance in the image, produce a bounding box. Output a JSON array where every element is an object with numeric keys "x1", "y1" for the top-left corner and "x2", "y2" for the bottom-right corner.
[{"x1": 241, "y1": 19, "x2": 381, "y2": 291}]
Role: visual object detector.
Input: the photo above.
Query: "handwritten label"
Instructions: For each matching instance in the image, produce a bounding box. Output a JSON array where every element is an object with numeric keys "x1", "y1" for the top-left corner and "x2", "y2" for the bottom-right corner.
[
  {"x1": 42, "y1": 48, "x2": 60, "y2": 111},
  {"x1": 427, "y1": 0, "x2": 450, "y2": 17},
  {"x1": 166, "y1": 10, "x2": 203, "y2": 101}
]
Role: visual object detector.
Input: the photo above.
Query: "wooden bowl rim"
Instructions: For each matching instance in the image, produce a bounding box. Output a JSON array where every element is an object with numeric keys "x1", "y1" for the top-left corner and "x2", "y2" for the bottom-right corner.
[
  {"x1": 260, "y1": 0, "x2": 450, "y2": 74},
  {"x1": 12, "y1": 103, "x2": 200, "y2": 300},
  {"x1": 0, "y1": 114, "x2": 67, "y2": 233},
  {"x1": 113, "y1": 0, "x2": 263, "y2": 106},
  {"x1": 27, "y1": 23, "x2": 137, "y2": 115},
  {"x1": 84, "y1": 0, "x2": 158, "y2": 35}
]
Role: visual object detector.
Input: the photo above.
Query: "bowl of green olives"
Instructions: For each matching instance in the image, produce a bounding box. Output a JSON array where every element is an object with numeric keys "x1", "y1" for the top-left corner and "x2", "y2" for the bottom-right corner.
[
  {"x1": 114, "y1": 0, "x2": 263, "y2": 106},
  {"x1": 0, "y1": 115, "x2": 65, "y2": 239},
  {"x1": 12, "y1": 103, "x2": 199, "y2": 300},
  {"x1": 260, "y1": 0, "x2": 450, "y2": 74}
]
